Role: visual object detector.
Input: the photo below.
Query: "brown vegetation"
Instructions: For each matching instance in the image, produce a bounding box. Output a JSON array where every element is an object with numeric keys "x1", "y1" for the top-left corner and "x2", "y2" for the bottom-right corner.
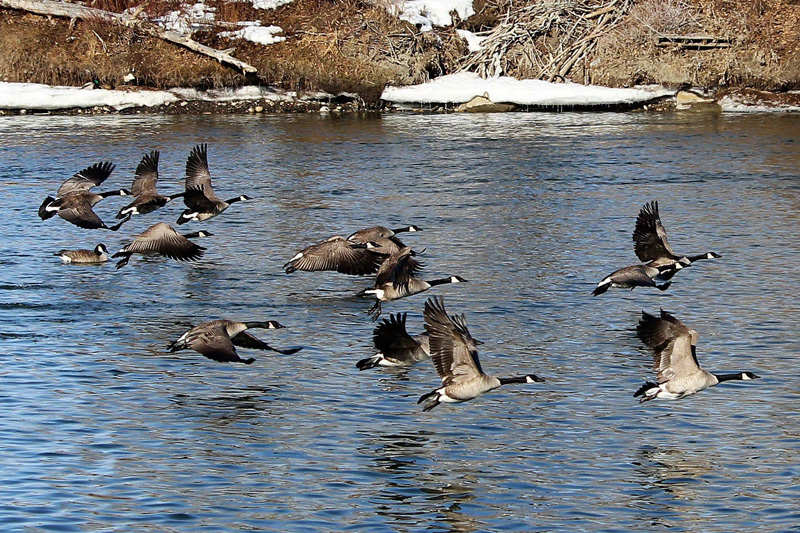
[{"x1": 1, "y1": 0, "x2": 799, "y2": 107}]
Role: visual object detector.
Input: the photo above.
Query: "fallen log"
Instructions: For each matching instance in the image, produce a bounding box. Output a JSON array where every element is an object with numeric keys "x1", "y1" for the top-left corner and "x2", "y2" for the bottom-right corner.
[{"x1": 0, "y1": 0, "x2": 257, "y2": 75}]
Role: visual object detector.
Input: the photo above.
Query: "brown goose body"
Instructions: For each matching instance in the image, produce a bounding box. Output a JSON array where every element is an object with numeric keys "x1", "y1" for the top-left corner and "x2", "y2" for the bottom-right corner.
[
  {"x1": 112, "y1": 222, "x2": 212, "y2": 269},
  {"x1": 359, "y1": 247, "x2": 467, "y2": 320},
  {"x1": 167, "y1": 319, "x2": 303, "y2": 364},
  {"x1": 117, "y1": 151, "x2": 184, "y2": 219},
  {"x1": 284, "y1": 236, "x2": 385, "y2": 275},
  {"x1": 634, "y1": 201, "x2": 721, "y2": 269},
  {"x1": 417, "y1": 297, "x2": 544, "y2": 411},
  {"x1": 634, "y1": 310, "x2": 759, "y2": 402},
  {"x1": 38, "y1": 162, "x2": 130, "y2": 230},
  {"x1": 176, "y1": 144, "x2": 250, "y2": 224},
  {"x1": 54, "y1": 243, "x2": 109, "y2": 264},
  {"x1": 356, "y1": 312, "x2": 431, "y2": 370}
]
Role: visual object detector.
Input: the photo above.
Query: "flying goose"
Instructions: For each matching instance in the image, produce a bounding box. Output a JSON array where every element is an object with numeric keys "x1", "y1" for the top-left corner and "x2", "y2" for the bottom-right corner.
[
  {"x1": 38, "y1": 161, "x2": 131, "y2": 230},
  {"x1": 633, "y1": 201, "x2": 721, "y2": 268},
  {"x1": 418, "y1": 296, "x2": 544, "y2": 411},
  {"x1": 634, "y1": 309, "x2": 759, "y2": 402},
  {"x1": 112, "y1": 222, "x2": 212, "y2": 269},
  {"x1": 358, "y1": 247, "x2": 467, "y2": 320},
  {"x1": 356, "y1": 312, "x2": 431, "y2": 370},
  {"x1": 284, "y1": 236, "x2": 386, "y2": 275},
  {"x1": 592, "y1": 262, "x2": 683, "y2": 296},
  {"x1": 54, "y1": 243, "x2": 109, "y2": 264},
  {"x1": 176, "y1": 143, "x2": 251, "y2": 224},
  {"x1": 167, "y1": 319, "x2": 303, "y2": 364},
  {"x1": 347, "y1": 225, "x2": 422, "y2": 243},
  {"x1": 116, "y1": 151, "x2": 184, "y2": 219}
]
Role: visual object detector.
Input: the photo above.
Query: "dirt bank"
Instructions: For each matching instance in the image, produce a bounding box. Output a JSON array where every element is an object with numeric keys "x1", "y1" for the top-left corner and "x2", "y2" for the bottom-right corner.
[{"x1": 1, "y1": 0, "x2": 799, "y2": 110}]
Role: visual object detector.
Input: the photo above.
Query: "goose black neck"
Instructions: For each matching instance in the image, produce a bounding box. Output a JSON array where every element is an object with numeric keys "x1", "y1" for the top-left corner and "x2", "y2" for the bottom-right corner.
[
  {"x1": 715, "y1": 373, "x2": 746, "y2": 382},
  {"x1": 499, "y1": 376, "x2": 529, "y2": 385},
  {"x1": 686, "y1": 252, "x2": 718, "y2": 262},
  {"x1": 244, "y1": 321, "x2": 277, "y2": 329},
  {"x1": 100, "y1": 189, "x2": 128, "y2": 198},
  {"x1": 225, "y1": 196, "x2": 246, "y2": 204},
  {"x1": 427, "y1": 277, "x2": 454, "y2": 287}
]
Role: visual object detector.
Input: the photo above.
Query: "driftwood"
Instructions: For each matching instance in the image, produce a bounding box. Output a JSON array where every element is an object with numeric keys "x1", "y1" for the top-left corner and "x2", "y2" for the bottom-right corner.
[
  {"x1": 656, "y1": 34, "x2": 730, "y2": 49},
  {"x1": 0, "y1": 0, "x2": 257, "y2": 75},
  {"x1": 459, "y1": 0, "x2": 631, "y2": 82}
]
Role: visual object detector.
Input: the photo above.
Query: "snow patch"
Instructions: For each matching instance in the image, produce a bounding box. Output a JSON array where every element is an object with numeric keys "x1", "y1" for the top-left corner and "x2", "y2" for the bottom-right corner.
[
  {"x1": 456, "y1": 29, "x2": 484, "y2": 52},
  {"x1": 393, "y1": 0, "x2": 475, "y2": 32},
  {"x1": 251, "y1": 0, "x2": 294, "y2": 9},
  {"x1": 219, "y1": 22, "x2": 286, "y2": 45},
  {"x1": 153, "y1": 1, "x2": 216, "y2": 35}
]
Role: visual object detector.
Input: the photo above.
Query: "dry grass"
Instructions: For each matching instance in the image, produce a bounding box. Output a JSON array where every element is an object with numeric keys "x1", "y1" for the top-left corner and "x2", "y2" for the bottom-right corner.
[{"x1": 0, "y1": 0, "x2": 461, "y2": 102}]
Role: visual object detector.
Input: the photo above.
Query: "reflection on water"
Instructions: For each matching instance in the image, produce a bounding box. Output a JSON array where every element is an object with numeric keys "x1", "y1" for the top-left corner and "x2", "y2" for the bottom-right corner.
[{"x1": 0, "y1": 111, "x2": 799, "y2": 531}]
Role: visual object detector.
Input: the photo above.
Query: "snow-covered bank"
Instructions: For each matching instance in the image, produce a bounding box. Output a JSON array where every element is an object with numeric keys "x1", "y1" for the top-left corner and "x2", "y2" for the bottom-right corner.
[
  {"x1": 1, "y1": 78, "x2": 798, "y2": 115},
  {"x1": 380, "y1": 72, "x2": 674, "y2": 108},
  {"x1": 0, "y1": 83, "x2": 304, "y2": 112}
]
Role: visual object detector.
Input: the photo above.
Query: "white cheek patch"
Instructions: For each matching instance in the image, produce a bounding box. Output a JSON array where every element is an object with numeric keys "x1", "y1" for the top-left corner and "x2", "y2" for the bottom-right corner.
[
  {"x1": 742, "y1": 373, "x2": 753, "y2": 380},
  {"x1": 60, "y1": 255, "x2": 72, "y2": 263},
  {"x1": 290, "y1": 252, "x2": 303, "y2": 261}
]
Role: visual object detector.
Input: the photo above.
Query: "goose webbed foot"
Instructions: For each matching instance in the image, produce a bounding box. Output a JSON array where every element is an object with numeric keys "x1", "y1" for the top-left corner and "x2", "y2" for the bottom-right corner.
[{"x1": 367, "y1": 300, "x2": 382, "y2": 321}]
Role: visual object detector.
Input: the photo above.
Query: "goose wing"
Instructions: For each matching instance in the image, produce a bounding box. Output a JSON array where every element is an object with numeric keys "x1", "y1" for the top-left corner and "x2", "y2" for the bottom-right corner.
[
  {"x1": 119, "y1": 222, "x2": 206, "y2": 261},
  {"x1": 190, "y1": 334, "x2": 240, "y2": 362},
  {"x1": 57, "y1": 197, "x2": 106, "y2": 229},
  {"x1": 284, "y1": 236, "x2": 385, "y2": 275},
  {"x1": 633, "y1": 201, "x2": 678, "y2": 262},
  {"x1": 373, "y1": 312, "x2": 421, "y2": 360},
  {"x1": 424, "y1": 296, "x2": 483, "y2": 385},
  {"x1": 184, "y1": 143, "x2": 217, "y2": 199},
  {"x1": 231, "y1": 331, "x2": 303, "y2": 355},
  {"x1": 182, "y1": 186, "x2": 218, "y2": 211},
  {"x1": 131, "y1": 151, "x2": 160, "y2": 197},
  {"x1": 637, "y1": 309, "x2": 701, "y2": 382},
  {"x1": 375, "y1": 247, "x2": 423, "y2": 290},
  {"x1": 58, "y1": 161, "x2": 115, "y2": 196}
]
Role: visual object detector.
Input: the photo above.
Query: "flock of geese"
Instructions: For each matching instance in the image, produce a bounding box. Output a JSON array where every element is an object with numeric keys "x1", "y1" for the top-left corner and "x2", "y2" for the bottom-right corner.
[{"x1": 39, "y1": 146, "x2": 761, "y2": 409}]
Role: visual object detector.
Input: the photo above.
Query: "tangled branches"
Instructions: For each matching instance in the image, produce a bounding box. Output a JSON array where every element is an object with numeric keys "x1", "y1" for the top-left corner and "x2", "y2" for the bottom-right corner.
[{"x1": 460, "y1": 0, "x2": 632, "y2": 82}]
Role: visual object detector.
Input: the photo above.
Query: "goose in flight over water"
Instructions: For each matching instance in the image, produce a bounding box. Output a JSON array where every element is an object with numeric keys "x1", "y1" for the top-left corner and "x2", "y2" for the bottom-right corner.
[
  {"x1": 167, "y1": 319, "x2": 303, "y2": 364},
  {"x1": 633, "y1": 201, "x2": 721, "y2": 269},
  {"x1": 176, "y1": 144, "x2": 251, "y2": 224},
  {"x1": 356, "y1": 312, "x2": 431, "y2": 370},
  {"x1": 54, "y1": 243, "x2": 109, "y2": 264},
  {"x1": 116, "y1": 151, "x2": 184, "y2": 219},
  {"x1": 112, "y1": 222, "x2": 212, "y2": 268},
  {"x1": 284, "y1": 236, "x2": 386, "y2": 275},
  {"x1": 634, "y1": 309, "x2": 759, "y2": 402},
  {"x1": 592, "y1": 262, "x2": 683, "y2": 296},
  {"x1": 418, "y1": 296, "x2": 544, "y2": 412},
  {"x1": 358, "y1": 247, "x2": 467, "y2": 320},
  {"x1": 38, "y1": 161, "x2": 130, "y2": 230}
]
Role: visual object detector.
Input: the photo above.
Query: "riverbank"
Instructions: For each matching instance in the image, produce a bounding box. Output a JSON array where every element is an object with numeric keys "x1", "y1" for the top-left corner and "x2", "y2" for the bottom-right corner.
[{"x1": 2, "y1": 0, "x2": 800, "y2": 113}]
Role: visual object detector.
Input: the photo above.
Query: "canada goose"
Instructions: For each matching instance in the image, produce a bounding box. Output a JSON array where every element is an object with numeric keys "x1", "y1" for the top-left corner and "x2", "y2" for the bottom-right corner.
[
  {"x1": 634, "y1": 309, "x2": 760, "y2": 402},
  {"x1": 116, "y1": 151, "x2": 184, "y2": 219},
  {"x1": 347, "y1": 225, "x2": 422, "y2": 243},
  {"x1": 38, "y1": 161, "x2": 131, "y2": 230},
  {"x1": 358, "y1": 247, "x2": 467, "y2": 320},
  {"x1": 633, "y1": 201, "x2": 721, "y2": 267},
  {"x1": 54, "y1": 243, "x2": 109, "y2": 264},
  {"x1": 356, "y1": 312, "x2": 431, "y2": 370},
  {"x1": 176, "y1": 144, "x2": 251, "y2": 224},
  {"x1": 167, "y1": 319, "x2": 303, "y2": 364},
  {"x1": 418, "y1": 296, "x2": 544, "y2": 411},
  {"x1": 284, "y1": 236, "x2": 386, "y2": 275},
  {"x1": 112, "y1": 222, "x2": 213, "y2": 269},
  {"x1": 592, "y1": 263, "x2": 683, "y2": 296}
]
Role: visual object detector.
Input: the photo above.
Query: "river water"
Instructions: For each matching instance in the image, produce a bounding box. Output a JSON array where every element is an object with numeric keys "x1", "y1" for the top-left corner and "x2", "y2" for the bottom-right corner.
[{"x1": 0, "y1": 110, "x2": 798, "y2": 532}]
